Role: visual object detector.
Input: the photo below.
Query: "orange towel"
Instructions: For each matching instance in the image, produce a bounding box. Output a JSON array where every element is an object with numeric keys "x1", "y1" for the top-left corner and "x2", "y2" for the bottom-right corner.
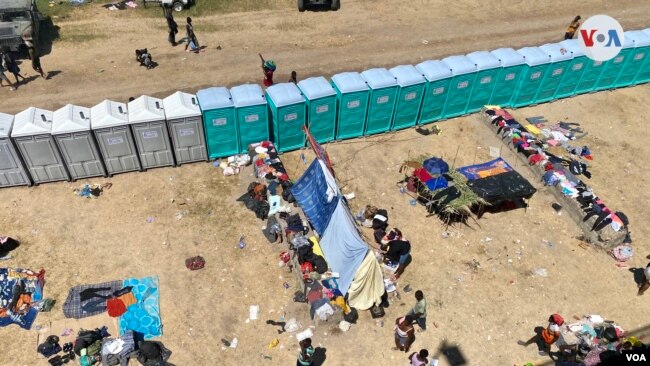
[{"x1": 118, "y1": 292, "x2": 137, "y2": 307}]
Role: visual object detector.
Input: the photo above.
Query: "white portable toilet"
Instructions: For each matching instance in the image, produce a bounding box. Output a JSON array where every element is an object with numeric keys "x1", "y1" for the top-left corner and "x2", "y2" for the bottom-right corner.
[
  {"x1": 11, "y1": 107, "x2": 70, "y2": 184},
  {"x1": 128, "y1": 95, "x2": 175, "y2": 169},
  {"x1": 91, "y1": 100, "x2": 141, "y2": 176},
  {"x1": 0, "y1": 112, "x2": 32, "y2": 187},
  {"x1": 163, "y1": 91, "x2": 207, "y2": 165},
  {"x1": 52, "y1": 104, "x2": 107, "y2": 180}
]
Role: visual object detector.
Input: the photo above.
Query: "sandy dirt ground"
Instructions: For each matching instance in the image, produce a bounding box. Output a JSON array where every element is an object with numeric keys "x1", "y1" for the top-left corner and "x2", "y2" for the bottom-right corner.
[{"x1": 1, "y1": 1, "x2": 650, "y2": 365}]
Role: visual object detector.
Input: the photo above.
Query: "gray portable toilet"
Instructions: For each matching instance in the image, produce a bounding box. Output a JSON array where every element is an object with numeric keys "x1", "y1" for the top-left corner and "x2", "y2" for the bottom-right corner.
[
  {"x1": 0, "y1": 112, "x2": 32, "y2": 187},
  {"x1": 52, "y1": 104, "x2": 107, "y2": 181},
  {"x1": 11, "y1": 107, "x2": 70, "y2": 184},
  {"x1": 128, "y1": 95, "x2": 175, "y2": 169},
  {"x1": 91, "y1": 100, "x2": 141, "y2": 176},
  {"x1": 163, "y1": 91, "x2": 208, "y2": 165}
]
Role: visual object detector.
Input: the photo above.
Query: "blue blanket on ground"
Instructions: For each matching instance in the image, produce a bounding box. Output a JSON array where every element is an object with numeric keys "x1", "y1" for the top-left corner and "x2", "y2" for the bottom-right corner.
[
  {"x1": 118, "y1": 276, "x2": 162, "y2": 339},
  {"x1": 0, "y1": 268, "x2": 45, "y2": 329}
]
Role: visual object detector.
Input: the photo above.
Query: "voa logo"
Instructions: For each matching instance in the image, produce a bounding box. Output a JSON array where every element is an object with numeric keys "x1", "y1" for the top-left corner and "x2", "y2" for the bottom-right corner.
[
  {"x1": 578, "y1": 15, "x2": 625, "y2": 62},
  {"x1": 625, "y1": 353, "x2": 647, "y2": 362}
]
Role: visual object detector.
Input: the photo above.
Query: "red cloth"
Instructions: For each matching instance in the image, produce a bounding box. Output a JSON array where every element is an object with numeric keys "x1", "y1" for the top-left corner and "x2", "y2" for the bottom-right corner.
[
  {"x1": 529, "y1": 154, "x2": 544, "y2": 165},
  {"x1": 106, "y1": 298, "x2": 127, "y2": 317},
  {"x1": 263, "y1": 70, "x2": 274, "y2": 86},
  {"x1": 413, "y1": 168, "x2": 433, "y2": 182}
]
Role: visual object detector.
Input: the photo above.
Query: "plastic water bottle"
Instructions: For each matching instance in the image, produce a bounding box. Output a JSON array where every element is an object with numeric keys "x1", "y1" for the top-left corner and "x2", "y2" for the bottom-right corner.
[
  {"x1": 400, "y1": 185, "x2": 406, "y2": 194},
  {"x1": 238, "y1": 236, "x2": 246, "y2": 249}
]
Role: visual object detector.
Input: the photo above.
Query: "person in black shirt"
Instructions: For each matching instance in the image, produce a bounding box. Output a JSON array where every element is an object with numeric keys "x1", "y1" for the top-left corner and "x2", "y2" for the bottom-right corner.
[{"x1": 381, "y1": 239, "x2": 411, "y2": 280}]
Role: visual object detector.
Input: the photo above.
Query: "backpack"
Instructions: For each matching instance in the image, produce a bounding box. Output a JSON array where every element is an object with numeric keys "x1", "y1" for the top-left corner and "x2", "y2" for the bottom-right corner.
[
  {"x1": 74, "y1": 330, "x2": 102, "y2": 356},
  {"x1": 343, "y1": 307, "x2": 358, "y2": 324},
  {"x1": 185, "y1": 256, "x2": 205, "y2": 270},
  {"x1": 370, "y1": 304, "x2": 385, "y2": 319},
  {"x1": 37, "y1": 335, "x2": 61, "y2": 357}
]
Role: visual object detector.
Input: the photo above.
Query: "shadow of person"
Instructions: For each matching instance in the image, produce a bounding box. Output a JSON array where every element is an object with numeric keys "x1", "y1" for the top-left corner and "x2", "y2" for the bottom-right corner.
[
  {"x1": 265, "y1": 319, "x2": 286, "y2": 334},
  {"x1": 313, "y1": 347, "x2": 327, "y2": 365},
  {"x1": 46, "y1": 70, "x2": 62, "y2": 79},
  {"x1": 629, "y1": 268, "x2": 646, "y2": 286}
]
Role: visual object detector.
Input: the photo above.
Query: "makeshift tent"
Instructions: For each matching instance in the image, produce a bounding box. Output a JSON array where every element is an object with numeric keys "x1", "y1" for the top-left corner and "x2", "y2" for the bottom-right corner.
[
  {"x1": 128, "y1": 95, "x2": 175, "y2": 169},
  {"x1": 389, "y1": 65, "x2": 426, "y2": 131},
  {"x1": 331, "y1": 72, "x2": 370, "y2": 140},
  {"x1": 457, "y1": 157, "x2": 513, "y2": 180},
  {"x1": 292, "y1": 158, "x2": 383, "y2": 308},
  {"x1": 511, "y1": 47, "x2": 550, "y2": 107},
  {"x1": 297, "y1": 77, "x2": 337, "y2": 143},
  {"x1": 230, "y1": 84, "x2": 269, "y2": 153},
  {"x1": 556, "y1": 39, "x2": 589, "y2": 99},
  {"x1": 465, "y1": 51, "x2": 501, "y2": 112},
  {"x1": 0, "y1": 112, "x2": 32, "y2": 187},
  {"x1": 162, "y1": 91, "x2": 208, "y2": 165},
  {"x1": 12, "y1": 107, "x2": 70, "y2": 184},
  {"x1": 536, "y1": 43, "x2": 573, "y2": 103},
  {"x1": 464, "y1": 162, "x2": 536, "y2": 204},
  {"x1": 415, "y1": 60, "x2": 452, "y2": 124},
  {"x1": 360, "y1": 68, "x2": 398, "y2": 135},
  {"x1": 489, "y1": 48, "x2": 526, "y2": 107},
  {"x1": 52, "y1": 104, "x2": 107, "y2": 180},
  {"x1": 615, "y1": 30, "x2": 650, "y2": 87}
]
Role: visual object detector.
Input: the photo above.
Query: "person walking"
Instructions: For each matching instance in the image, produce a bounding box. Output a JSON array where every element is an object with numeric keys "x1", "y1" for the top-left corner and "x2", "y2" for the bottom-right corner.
[
  {"x1": 184, "y1": 17, "x2": 200, "y2": 53},
  {"x1": 24, "y1": 40, "x2": 46, "y2": 79},
  {"x1": 637, "y1": 255, "x2": 650, "y2": 296},
  {"x1": 0, "y1": 61, "x2": 16, "y2": 91},
  {"x1": 259, "y1": 53, "x2": 276, "y2": 87},
  {"x1": 564, "y1": 16, "x2": 581, "y2": 40},
  {"x1": 408, "y1": 349, "x2": 429, "y2": 366},
  {"x1": 407, "y1": 290, "x2": 427, "y2": 332},
  {"x1": 2, "y1": 50, "x2": 26, "y2": 84},
  {"x1": 165, "y1": 8, "x2": 178, "y2": 46},
  {"x1": 393, "y1": 315, "x2": 416, "y2": 352},
  {"x1": 519, "y1": 314, "x2": 564, "y2": 355},
  {"x1": 297, "y1": 338, "x2": 315, "y2": 366}
]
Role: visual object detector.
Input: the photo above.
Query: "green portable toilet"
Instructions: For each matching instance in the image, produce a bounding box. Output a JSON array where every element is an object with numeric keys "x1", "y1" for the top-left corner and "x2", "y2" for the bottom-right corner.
[
  {"x1": 266, "y1": 83, "x2": 307, "y2": 153},
  {"x1": 331, "y1": 72, "x2": 370, "y2": 140},
  {"x1": 536, "y1": 43, "x2": 573, "y2": 103},
  {"x1": 415, "y1": 60, "x2": 452, "y2": 124},
  {"x1": 465, "y1": 51, "x2": 501, "y2": 112},
  {"x1": 511, "y1": 47, "x2": 550, "y2": 107},
  {"x1": 440, "y1": 55, "x2": 477, "y2": 118},
  {"x1": 230, "y1": 84, "x2": 269, "y2": 153},
  {"x1": 297, "y1": 77, "x2": 337, "y2": 143},
  {"x1": 389, "y1": 65, "x2": 426, "y2": 131},
  {"x1": 615, "y1": 30, "x2": 650, "y2": 87},
  {"x1": 638, "y1": 28, "x2": 650, "y2": 84},
  {"x1": 593, "y1": 34, "x2": 634, "y2": 91},
  {"x1": 555, "y1": 39, "x2": 588, "y2": 99},
  {"x1": 196, "y1": 87, "x2": 238, "y2": 159},
  {"x1": 360, "y1": 68, "x2": 398, "y2": 135},
  {"x1": 489, "y1": 48, "x2": 525, "y2": 107},
  {"x1": 574, "y1": 57, "x2": 607, "y2": 94}
]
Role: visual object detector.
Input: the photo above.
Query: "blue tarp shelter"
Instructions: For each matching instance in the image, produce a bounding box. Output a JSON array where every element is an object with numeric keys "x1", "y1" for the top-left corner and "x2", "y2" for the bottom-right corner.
[{"x1": 291, "y1": 159, "x2": 338, "y2": 235}]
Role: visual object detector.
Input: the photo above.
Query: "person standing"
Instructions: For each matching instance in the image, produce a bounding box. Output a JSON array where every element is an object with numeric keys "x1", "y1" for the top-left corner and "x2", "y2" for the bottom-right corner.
[
  {"x1": 519, "y1": 314, "x2": 564, "y2": 355},
  {"x1": 184, "y1": 17, "x2": 200, "y2": 53},
  {"x1": 259, "y1": 53, "x2": 276, "y2": 87},
  {"x1": 408, "y1": 349, "x2": 429, "y2": 366},
  {"x1": 2, "y1": 50, "x2": 26, "y2": 84},
  {"x1": 0, "y1": 61, "x2": 16, "y2": 91},
  {"x1": 297, "y1": 338, "x2": 315, "y2": 366},
  {"x1": 289, "y1": 70, "x2": 297, "y2": 84},
  {"x1": 564, "y1": 16, "x2": 581, "y2": 40},
  {"x1": 407, "y1": 290, "x2": 427, "y2": 332},
  {"x1": 24, "y1": 40, "x2": 46, "y2": 79},
  {"x1": 393, "y1": 315, "x2": 415, "y2": 352},
  {"x1": 165, "y1": 8, "x2": 178, "y2": 46},
  {"x1": 637, "y1": 255, "x2": 650, "y2": 296}
]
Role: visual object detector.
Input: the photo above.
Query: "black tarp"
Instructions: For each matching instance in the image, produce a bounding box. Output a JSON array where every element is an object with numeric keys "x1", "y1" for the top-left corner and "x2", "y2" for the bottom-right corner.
[{"x1": 467, "y1": 170, "x2": 536, "y2": 204}]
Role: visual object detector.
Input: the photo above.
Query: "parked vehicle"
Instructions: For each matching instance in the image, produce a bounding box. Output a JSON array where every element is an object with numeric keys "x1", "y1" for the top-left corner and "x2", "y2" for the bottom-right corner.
[
  {"x1": 298, "y1": 0, "x2": 340, "y2": 12},
  {"x1": 0, "y1": 0, "x2": 43, "y2": 50},
  {"x1": 143, "y1": 0, "x2": 195, "y2": 12}
]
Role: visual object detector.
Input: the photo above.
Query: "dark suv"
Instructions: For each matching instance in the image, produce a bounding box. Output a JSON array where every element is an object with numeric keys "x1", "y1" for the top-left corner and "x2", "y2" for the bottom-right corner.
[{"x1": 0, "y1": 0, "x2": 42, "y2": 51}]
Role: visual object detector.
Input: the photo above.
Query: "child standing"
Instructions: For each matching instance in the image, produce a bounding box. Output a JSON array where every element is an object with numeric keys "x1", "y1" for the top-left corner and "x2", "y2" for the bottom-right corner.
[{"x1": 259, "y1": 53, "x2": 276, "y2": 87}]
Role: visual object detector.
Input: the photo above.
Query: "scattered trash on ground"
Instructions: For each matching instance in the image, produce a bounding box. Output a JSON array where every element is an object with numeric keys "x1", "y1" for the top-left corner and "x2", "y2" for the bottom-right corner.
[
  {"x1": 74, "y1": 184, "x2": 103, "y2": 198},
  {"x1": 533, "y1": 268, "x2": 548, "y2": 277}
]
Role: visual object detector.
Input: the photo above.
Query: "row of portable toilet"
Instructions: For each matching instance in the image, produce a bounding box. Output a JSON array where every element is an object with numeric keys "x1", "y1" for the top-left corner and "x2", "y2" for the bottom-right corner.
[
  {"x1": 3, "y1": 29, "x2": 650, "y2": 188},
  {"x1": 0, "y1": 92, "x2": 209, "y2": 187}
]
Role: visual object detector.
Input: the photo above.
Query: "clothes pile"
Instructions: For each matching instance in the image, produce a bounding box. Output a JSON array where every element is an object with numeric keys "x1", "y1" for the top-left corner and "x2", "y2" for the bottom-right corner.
[
  {"x1": 304, "y1": 278, "x2": 353, "y2": 323},
  {"x1": 0, "y1": 268, "x2": 45, "y2": 329},
  {"x1": 482, "y1": 106, "x2": 629, "y2": 243}
]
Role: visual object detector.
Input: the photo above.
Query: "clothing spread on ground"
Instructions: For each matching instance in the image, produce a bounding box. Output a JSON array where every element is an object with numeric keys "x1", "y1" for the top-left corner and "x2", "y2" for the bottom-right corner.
[
  {"x1": 457, "y1": 157, "x2": 513, "y2": 180},
  {"x1": 63, "y1": 280, "x2": 123, "y2": 319},
  {"x1": 0, "y1": 268, "x2": 45, "y2": 329},
  {"x1": 118, "y1": 276, "x2": 162, "y2": 340}
]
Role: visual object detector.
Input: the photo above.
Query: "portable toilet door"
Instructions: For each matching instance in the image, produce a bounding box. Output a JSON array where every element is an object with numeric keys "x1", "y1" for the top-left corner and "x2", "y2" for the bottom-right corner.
[
  {"x1": 52, "y1": 104, "x2": 106, "y2": 181},
  {"x1": 196, "y1": 87, "x2": 238, "y2": 159},
  {"x1": 330, "y1": 72, "x2": 370, "y2": 140},
  {"x1": 574, "y1": 57, "x2": 607, "y2": 94},
  {"x1": 465, "y1": 51, "x2": 501, "y2": 112},
  {"x1": 11, "y1": 107, "x2": 70, "y2": 184},
  {"x1": 128, "y1": 96, "x2": 175, "y2": 169},
  {"x1": 415, "y1": 60, "x2": 452, "y2": 124},
  {"x1": 389, "y1": 65, "x2": 426, "y2": 131},
  {"x1": 360, "y1": 68, "x2": 398, "y2": 135},
  {"x1": 297, "y1": 77, "x2": 337, "y2": 143},
  {"x1": 488, "y1": 48, "x2": 525, "y2": 107},
  {"x1": 637, "y1": 28, "x2": 650, "y2": 84},
  {"x1": 555, "y1": 39, "x2": 589, "y2": 99},
  {"x1": 230, "y1": 84, "x2": 269, "y2": 153},
  {"x1": 615, "y1": 30, "x2": 650, "y2": 87},
  {"x1": 0, "y1": 112, "x2": 32, "y2": 187},
  {"x1": 163, "y1": 91, "x2": 208, "y2": 165},
  {"x1": 511, "y1": 47, "x2": 550, "y2": 108},
  {"x1": 91, "y1": 100, "x2": 141, "y2": 176},
  {"x1": 593, "y1": 34, "x2": 634, "y2": 91},
  {"x1": 440, "y1": 55, "x2": 477, "y2": 118},
  {"x1": 266, "y1": 83, "x2": 307, "y2": 153},
  {"x1": 536, "y1": 43, "x2": 573, "y2": 103}
]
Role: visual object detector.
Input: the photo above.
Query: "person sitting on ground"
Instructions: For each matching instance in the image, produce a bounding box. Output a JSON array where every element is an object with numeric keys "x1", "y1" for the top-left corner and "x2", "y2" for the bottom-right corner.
[
  {"x1": 381, "y1": 239, "x2": 411, "y2": 280},
  {"x1": 637, "y1": 255, "x2": 650, "y2": 296},
  {"x1": 359, "y1": 205, "x2": 378, "y2": 228},
  {"x1": 564, "y1": 15, "x2": 581, "y2": 40},
  {"x1": 519, "y1": 314, "x2": 564, "y2": 355},
  {"x1": 393, "y1": 315, "x2": 415, "y2": 353},
  {"x1": 381, "y1": 228, "x2": 403, "y2": 244},
  {"x1": 372, "y1": 208, "x2": 389, "y2": 231},
  {"x1": 408, "y1": 349, "x2": 429, "y2": 366},
  {"x1": 297, "y1": 338, "x2": 315, "y2": 366}
]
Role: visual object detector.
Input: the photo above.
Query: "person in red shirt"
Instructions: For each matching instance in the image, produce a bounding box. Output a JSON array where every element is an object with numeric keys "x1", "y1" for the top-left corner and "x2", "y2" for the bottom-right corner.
[{"x1": 259, "y1": 53, "x2": 276, "y2": 87}]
